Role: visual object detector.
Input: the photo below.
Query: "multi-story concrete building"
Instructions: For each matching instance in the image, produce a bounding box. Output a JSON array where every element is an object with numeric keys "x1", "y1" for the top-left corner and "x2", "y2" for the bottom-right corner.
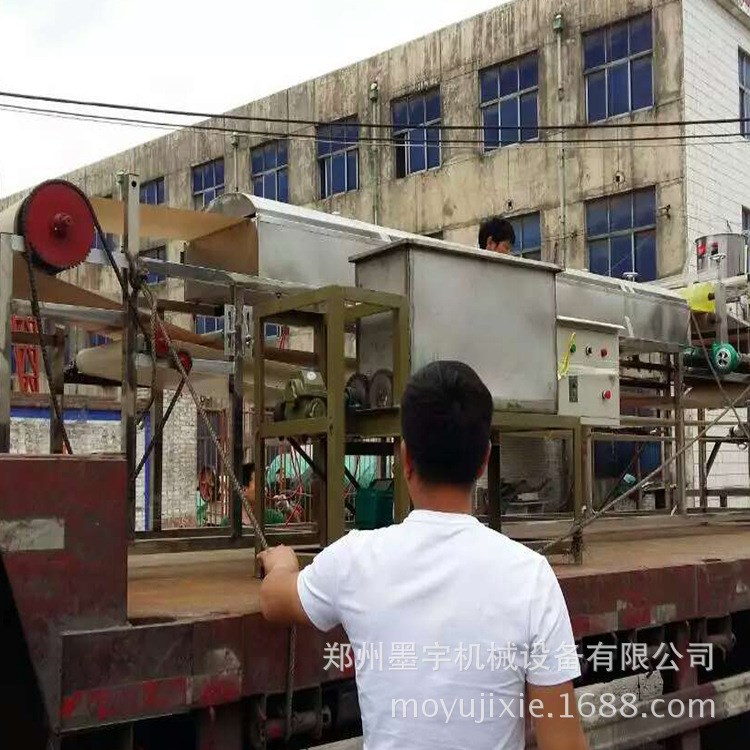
[{"x1": 4, "y1": 0, "x2": 750, "y2": 518}]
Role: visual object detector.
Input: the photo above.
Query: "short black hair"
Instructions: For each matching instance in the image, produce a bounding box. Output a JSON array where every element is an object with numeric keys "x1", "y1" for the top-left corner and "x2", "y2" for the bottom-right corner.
[
  {"x1": 478, "y1": 217, "x2": 516, "y2": 250},
  {"x1": 242, "y1": 462, "x2": 255, "y2": 486},
  {"x1": 401, "y1": 361, "x2": 492, "y2": 486}
]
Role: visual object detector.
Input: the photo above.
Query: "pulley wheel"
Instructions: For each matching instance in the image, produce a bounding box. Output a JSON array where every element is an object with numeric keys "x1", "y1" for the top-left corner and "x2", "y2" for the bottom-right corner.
[
  {"x1": 369, "y1": 369, "x2": 394, "y2": 409},
  {"x1": 18, "y1": 180, "x2": 96, "y2": 274}
]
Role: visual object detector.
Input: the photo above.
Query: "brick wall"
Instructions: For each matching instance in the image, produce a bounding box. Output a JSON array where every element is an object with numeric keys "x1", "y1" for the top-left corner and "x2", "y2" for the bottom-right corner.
[
  {"x1": 9, "y1": 393, "x2": 198, "y2": 527},
  {"x1": 683, "y1": 0, "x2": 750, "y2": 257},
  {"x1": 682, "y1": 0, "x2": 750, "y2": 506}
]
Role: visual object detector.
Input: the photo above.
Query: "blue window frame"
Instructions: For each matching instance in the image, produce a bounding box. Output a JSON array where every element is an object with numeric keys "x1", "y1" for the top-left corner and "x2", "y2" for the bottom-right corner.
[
  {"x1": 740, "y1": 50, "x2": 750, "y2": 139},
  {"x1": 251, "y1": 141, "x2": 289, "y2": 202},
  {"x1": 141, "y1": 245, "x2": 167, "y2": 285},
  {"x1": 586, "y1": 187, "x2": 657, "y2": 281},
  {"x1": 92, "y1": 231, "x2": 116, "y2": 252},
  {"x1": 140, "y1": 177, "x2": 165, "y2": 205},
  {"x1": 195, "y1": 315, "x2": 279, "y2": 340},
  {"x1": 392, "y1": 89, "x2": 441, "y2": 177},
  {"x1": 584, "y1": 14, "x2": 653, "y2": 123},
  {"x1": 192, "y1": 158, "x2": 225, "y2": 209},
  {"x1": 480, "y1": 53, "x2": 539, "y2": 150},
  {"x1": 88, "y1": 332, "x2": 112, "y2": 348},
  {"x1": 317, "y1": 117, "x2": 359, "y2": 198},
  {"x1": 195, "y1": 315, "x2": 225, "y2": 335},
  {"x1": 508, "y1": 213, "x2": 542, "y2": 260}
]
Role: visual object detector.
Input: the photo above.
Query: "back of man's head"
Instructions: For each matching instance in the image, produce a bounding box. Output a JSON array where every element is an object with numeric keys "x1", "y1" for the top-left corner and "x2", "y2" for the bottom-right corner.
[
  {"x1": 478, "y1": 216, "x2": 516, "y2": 250},
  {"x1": 401, "y1": 361, "x2": 493, "y2": 487}
]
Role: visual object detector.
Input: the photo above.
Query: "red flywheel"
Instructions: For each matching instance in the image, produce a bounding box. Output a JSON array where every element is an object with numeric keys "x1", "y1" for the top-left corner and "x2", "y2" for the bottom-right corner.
[{"x1": 17, "y1": 180, "x2": 96, "y2": 274}]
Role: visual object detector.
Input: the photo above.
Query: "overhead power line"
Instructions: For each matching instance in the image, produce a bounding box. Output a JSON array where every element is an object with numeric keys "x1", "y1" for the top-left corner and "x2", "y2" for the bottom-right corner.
[
  {"x1": 1, "y1": 89, "x2": 750, "y2": 133},
  {"x1": 1, "y1": 101, "x2": 750, "y2": 149}
]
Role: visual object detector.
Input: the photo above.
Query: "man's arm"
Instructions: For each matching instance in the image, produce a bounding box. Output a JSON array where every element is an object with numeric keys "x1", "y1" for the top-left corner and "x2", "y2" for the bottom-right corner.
[
  {"x1": 258, "y1": 546, "x2": 312, "y2": 625},
  {"x1": 528, "y1": 682, "x2": 588, "y2": 750}
]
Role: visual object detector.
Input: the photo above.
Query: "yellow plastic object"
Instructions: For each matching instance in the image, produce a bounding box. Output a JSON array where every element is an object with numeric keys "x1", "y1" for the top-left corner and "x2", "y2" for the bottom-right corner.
[
  {"x1": 678, "y1": 282, "x2": 715, "y2": 314},
  {"x1": 557, "y1": 332, "x2": 576, "y2": 380}
]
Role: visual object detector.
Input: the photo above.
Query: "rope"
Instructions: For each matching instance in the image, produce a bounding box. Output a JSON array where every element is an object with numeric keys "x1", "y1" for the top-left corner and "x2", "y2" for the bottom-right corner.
[
  {"x1": 139, "y1": 287, "x2": 297, "y2": 738},
  {"x1": 86, "y1": 207, "x2": 297, "y2": 740},
  {"x1": 23, "y1": 251, "x2": 73, "y2": 454}
]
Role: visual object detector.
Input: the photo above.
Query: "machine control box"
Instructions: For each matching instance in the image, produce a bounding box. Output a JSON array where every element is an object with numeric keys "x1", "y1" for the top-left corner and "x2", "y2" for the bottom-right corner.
[
  {"x1": 695, "y1": 234, "x2": 747, "y2": 279},
  {"x1": 556, "y1": 317, "x2": 621, "y2": 426}
]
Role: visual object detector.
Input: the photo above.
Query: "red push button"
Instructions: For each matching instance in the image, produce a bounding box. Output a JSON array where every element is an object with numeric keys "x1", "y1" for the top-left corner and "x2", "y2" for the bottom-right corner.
[
  {"x1": 601, "y1": 348, "x2": 608, "y2": 357},
  {"x1": 602, "y1": 390, "x2": 612, "y2": 401}
]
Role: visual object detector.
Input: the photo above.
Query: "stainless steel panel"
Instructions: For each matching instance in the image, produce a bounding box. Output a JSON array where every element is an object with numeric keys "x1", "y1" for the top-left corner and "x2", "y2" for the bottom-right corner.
[
  {"x1": 256, "y1": 214, "x2": 365, "y2": 289},
  {"x1": 355, "y1": 249, "x2": 407, "y2": 377},
  {"x1": 556, "y1": 270, "x2": 690, "y2": 352},
  {"x1": 356, "y1": 241, "x2": 558, "y2": 413}
]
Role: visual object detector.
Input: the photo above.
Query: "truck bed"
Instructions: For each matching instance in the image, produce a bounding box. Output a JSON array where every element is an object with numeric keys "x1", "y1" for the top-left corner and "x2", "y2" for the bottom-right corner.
[{"x1": 127, "y1": 520, "x2": 750, "y2": 623}]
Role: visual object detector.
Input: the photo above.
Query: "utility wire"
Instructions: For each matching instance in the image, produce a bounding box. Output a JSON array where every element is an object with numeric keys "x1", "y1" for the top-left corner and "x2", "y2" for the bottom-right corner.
[
  {"x1": 1, "y1": 101, "x2": 749, "y2": 148},
  {"x1": 2, "y1": 89, "x2": 750, "y2": 132}
]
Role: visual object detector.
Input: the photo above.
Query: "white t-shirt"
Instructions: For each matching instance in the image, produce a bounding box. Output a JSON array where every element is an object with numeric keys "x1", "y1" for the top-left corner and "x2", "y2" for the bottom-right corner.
[{"x1": 297, "y1": 509, "x2": 580, "y2": 750}]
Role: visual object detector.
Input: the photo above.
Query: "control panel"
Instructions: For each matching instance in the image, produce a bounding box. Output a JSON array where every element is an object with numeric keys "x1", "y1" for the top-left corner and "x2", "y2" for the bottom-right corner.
[{"x1": 556, "y1": 317, "x2": 621, "y2": 426}]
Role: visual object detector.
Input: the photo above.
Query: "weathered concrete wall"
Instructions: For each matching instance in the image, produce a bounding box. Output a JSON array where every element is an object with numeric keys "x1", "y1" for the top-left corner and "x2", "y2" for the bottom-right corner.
[{"x1": 0, "y1": 0, "x2": 688, "y2": 277}]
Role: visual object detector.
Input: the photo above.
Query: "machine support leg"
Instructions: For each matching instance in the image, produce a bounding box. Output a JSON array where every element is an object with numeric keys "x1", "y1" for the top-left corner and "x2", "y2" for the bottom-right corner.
[
  {"x1": 391, "y1": 299, "x2": 410, "y2": 524},
  {"x1": 49, "y1": 326, "x2": 66, "y2": 454},
  {"x1": 119, "y1": 173, "x2": 140, "y2": 538},
  {"x1": 582, "y1": 426, "x2": 594, "y2": 517},
  {"x1": 487, "y1": 438, "x2": 502, "y2": 532},
  {"x1": 0, "y1": 234, "x2": 14, "y2": 453},
  {"x1": 253, "y1": 308, "x2": 266, "y2": 570},
  {"x1": 325, "y1": 292, "x2": 346, "y2": 544},
  {"x1": 674, "y1": 352, "x2": 687, "y2": 514},
  {"x1": 313, "y1": 321, "x2": 328, "y2": 545},
  {"x1": 121, "y1": 268, "x2": 138, "y2": 538},
  {"x1": 698, "y1": 409, "x2": 708, "y2": 510},
  {"x1": 148, "y1": 385, "x2": 165, "y2": 532},
  {"x1": 231, "y1": 286, "x2": 245, "y2": 539},
  {"x1": 572, "y1": 423, "x2": 584, "y2": 564}
]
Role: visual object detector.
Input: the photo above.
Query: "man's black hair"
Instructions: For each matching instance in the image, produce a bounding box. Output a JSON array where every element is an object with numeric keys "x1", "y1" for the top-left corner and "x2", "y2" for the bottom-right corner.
[
  {"x1": 242, "y1": 462, "x2": 255, "y2": 487},
  {"x1": 478, "y1": 217, "x2": 516, "y2": 250},
  {"x1": 401, "y1": 361, "x2": 492, "y2": 486}
]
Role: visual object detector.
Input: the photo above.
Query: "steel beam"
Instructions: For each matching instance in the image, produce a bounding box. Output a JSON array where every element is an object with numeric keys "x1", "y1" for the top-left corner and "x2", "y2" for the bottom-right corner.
[
  {"x1": 231, "y1": 286, "x2": 244, "y2": 539},
  {"x1": 49, "y1": 326, "x2": 66, "y2": 454},
  {"x1": 584, "y1": 670, "x2": 750, "y2": 750},
  {"x1": 11, "y1": 299, "x2": 124, "y2": 327},
  {"x1": 253, "y1": 303, "x2": 266, "y2": 571},
  {"x1": 698, "y1": 409, "x2": 708, "y2": 509},
  {"x1": 326, "y1": 290, "x2": 346, "y2": 543},
  {"x1": 0, "y1": 234, "x2": 15, "y2": 453},
  {"x1": 119, "y1": 173, "x2": 140, "y2": 539},
  {"x1": 674, "y1": 352, "x2": 687, "y2": 515}
]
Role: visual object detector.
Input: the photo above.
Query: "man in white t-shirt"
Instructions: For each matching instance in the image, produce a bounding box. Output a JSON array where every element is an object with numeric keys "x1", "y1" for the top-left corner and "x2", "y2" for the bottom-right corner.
[{"x1": 259, "y1": 361, "x2": 587, "y2": 750}]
